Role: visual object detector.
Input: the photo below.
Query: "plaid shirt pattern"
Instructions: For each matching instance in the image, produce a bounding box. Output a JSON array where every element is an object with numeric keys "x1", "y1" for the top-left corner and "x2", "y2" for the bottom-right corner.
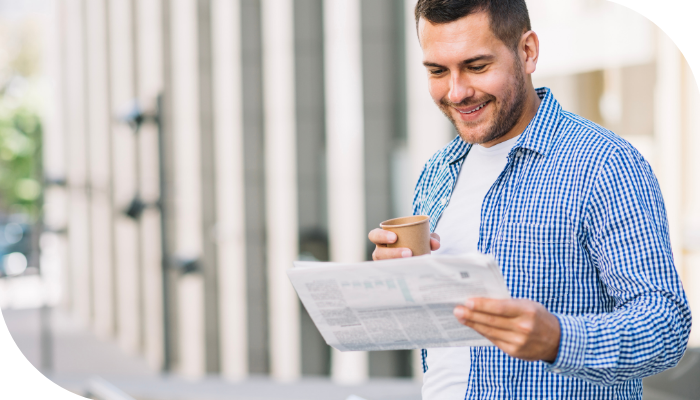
[{"x1": 414, "y1": 88, "x2": 691, "y2": 399}]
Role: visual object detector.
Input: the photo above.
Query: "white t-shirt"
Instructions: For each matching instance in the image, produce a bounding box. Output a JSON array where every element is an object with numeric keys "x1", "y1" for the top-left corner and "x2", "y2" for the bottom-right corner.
[{"x1": 422, "y1": 134, "x2": 519, "y2": 400}]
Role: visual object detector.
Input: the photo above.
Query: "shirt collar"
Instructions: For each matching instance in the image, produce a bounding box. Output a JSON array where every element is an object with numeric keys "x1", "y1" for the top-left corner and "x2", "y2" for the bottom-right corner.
[
  {"x1": 513, "y1": 87, "x2": 561, "y2": 157},
  {"x1": 443, "y1": 87, "x2": 561, "y2": 164}
]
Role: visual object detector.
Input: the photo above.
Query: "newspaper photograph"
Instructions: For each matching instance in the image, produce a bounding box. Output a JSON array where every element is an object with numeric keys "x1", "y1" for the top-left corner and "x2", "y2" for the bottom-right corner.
[{"x1": 287, "y1": 254, "x2": 511, "y2": 352}]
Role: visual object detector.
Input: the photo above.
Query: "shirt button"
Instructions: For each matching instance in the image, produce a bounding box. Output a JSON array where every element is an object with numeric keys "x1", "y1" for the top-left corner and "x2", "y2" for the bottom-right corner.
[
  {"x1": 551, "y1": 368, "x2": 562, "y2": 373},
  {"x1": 440, "y1": 198, "x2": 447, "y2": 205}
]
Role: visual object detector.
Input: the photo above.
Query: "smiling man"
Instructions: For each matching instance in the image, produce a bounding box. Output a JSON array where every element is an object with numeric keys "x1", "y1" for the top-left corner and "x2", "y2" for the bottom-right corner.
[{"x1": 367, "y1": 0, "x2": 691, "y2": 399}]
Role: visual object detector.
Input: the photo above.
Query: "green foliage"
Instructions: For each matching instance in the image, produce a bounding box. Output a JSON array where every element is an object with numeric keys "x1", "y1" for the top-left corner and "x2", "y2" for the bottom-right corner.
[{"x1": 0, "y1": 106, "x2": 42, "y2": 220}]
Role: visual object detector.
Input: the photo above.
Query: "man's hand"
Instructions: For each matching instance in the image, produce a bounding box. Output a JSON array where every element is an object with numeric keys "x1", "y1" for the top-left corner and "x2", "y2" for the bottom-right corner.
[
  {"x1": 453, "y1": 298, "x2": 561, "y2": 362},
  {"x1": 368, "y1": 229, "x2": 441, "y2": 260}
]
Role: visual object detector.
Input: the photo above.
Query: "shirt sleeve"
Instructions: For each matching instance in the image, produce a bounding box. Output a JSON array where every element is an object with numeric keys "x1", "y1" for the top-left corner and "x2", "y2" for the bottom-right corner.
[{"x1": 543, "y1": 146, "x2": 692, "y2": 385}]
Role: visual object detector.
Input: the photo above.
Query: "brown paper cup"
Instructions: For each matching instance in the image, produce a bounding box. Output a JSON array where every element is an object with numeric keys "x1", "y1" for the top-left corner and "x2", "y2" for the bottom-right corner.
[{"x1": 380, "y1": 215, "x2": 431, "y2": 256}]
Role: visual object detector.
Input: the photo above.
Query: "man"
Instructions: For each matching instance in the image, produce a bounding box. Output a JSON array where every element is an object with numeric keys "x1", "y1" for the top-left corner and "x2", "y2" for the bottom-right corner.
[{"x1": 368, "y1": 0, "x2": 691, "y2": 398}]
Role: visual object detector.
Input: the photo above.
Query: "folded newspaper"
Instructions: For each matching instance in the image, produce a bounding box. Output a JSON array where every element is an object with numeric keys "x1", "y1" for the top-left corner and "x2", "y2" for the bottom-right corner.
[{"x1": 287, "y1": 253, "x2": 510, "y2": 352}]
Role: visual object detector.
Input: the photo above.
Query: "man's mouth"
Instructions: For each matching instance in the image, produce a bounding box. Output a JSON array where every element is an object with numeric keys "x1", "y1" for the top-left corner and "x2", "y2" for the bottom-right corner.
[{"x1": 456, "y1": 101, "x2": 490, "y2": 114}]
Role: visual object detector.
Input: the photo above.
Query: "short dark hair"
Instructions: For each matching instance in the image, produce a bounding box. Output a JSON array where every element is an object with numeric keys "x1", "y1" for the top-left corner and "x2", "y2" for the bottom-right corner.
[{"x1": 415, "y1": 0, "x2": 532, "y2": 52}]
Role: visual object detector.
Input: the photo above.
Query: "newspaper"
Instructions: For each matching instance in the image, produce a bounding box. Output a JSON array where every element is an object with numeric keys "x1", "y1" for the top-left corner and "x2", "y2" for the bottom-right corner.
[{"x1": 287, "y1": 253, "x2": 510, "y2": 352}]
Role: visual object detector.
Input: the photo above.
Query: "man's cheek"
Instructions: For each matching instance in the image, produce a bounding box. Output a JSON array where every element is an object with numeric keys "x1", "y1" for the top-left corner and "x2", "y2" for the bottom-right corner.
[{"x1": 428, "y1": 79, "x2": 448, "y2": 105}]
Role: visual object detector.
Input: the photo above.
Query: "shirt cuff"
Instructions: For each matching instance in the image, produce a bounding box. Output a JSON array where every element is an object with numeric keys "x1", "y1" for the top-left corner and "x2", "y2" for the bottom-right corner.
[{"x1": 544, "y1": 313, "x2": 588, "y2": 374}]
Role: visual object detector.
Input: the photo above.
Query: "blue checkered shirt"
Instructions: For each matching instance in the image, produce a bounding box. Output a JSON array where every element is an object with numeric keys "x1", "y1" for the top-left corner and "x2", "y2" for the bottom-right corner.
[{"x1": 414, "y1": 88, "x2": 691, "y2": 399}]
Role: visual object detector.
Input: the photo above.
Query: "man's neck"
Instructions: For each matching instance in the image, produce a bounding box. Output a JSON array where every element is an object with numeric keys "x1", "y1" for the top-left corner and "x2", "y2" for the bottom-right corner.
[{"x1": 481, "y1": 86, "x2": 541, "y2": 148}]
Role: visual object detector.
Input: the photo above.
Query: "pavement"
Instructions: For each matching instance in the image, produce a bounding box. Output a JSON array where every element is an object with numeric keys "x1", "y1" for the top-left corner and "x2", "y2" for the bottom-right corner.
[{"x1": 2, "y1": 306, "x2": 422, "y2": 400}]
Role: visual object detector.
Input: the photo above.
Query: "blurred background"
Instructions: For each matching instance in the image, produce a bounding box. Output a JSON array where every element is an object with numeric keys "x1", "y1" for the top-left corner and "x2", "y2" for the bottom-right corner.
[{"x1": 0, "y1": 0, "x2": 698, "y2": 399}]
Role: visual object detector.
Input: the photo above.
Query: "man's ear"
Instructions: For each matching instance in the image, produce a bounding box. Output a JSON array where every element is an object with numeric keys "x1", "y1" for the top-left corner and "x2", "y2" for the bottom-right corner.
[{"x1": 521, "y1": 30, "x2": 539, "y2": 75}]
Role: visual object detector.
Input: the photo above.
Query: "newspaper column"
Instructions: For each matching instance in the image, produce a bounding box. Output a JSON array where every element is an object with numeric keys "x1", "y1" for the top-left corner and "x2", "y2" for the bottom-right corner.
[{"x1": 324, "y1": 0, "x2": 369, "y2": 384}]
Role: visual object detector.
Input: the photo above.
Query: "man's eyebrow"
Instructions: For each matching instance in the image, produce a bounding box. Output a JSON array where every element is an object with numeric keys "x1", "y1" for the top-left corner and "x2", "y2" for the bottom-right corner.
[
  {"x1": 459, "y1": 55, "x2": 494, "y2": 65},
  {"x1": 423, "y1": 55, "x2": 494, "y2": 69},
  {"x1": 423, "y1": 61, "x2": 445, "y2": 68}
]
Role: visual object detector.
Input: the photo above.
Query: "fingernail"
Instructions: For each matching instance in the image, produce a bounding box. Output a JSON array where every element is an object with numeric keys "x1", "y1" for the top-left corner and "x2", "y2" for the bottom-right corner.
[
  {"x1": 401, "y1": 249, "x2": 412, "y2": 258},
  {"x1": 453, "y1": 307, "x2": 464, "y2": 319},
  {"x1": 464, "y1": 299, "x2": 474, "y2": 310},
  {"x1": 388, "y1": 232, "x2": 397, "y2": 242}
]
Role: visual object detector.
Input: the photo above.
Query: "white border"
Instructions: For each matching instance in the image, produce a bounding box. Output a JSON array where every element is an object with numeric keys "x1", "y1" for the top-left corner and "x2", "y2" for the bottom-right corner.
[
  {"x1": 608, "y1": 0, "x2": 700, "y2": 82},
  {"x1": 0, "y1": 0, "x2": 696, "y2": 398}
]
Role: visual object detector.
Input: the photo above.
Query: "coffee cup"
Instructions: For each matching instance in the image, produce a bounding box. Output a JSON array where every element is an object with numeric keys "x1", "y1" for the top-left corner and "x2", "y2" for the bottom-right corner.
[{"x1": 379, "y1": 215, "x2": 431, "y2": 256}]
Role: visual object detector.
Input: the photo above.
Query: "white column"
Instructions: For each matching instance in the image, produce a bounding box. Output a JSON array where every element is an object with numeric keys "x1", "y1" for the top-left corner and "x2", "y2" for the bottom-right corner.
[
  {"x1": 108, "y1": 0, "x2": 141, "y2": 354},
  {"x1": 135, "y1": 0, "x2": 165, "y2": 370},
  {"x1": 211, "y1": 0, "x2": 248, "y2": 381},
  {"x1": 261, "y1": 0, "x2": 301, "y2": 382},
  {"x1": 170, "y1": 0, "x2": 206, "y2": 378},
  {"x1": 682, "y1": 56, "x2": 700, "y2": 346},
  {"x1": 177, "y1": 273, "x2": 205, "y2": 378},
  {"x1": 84, "y1": 0, "x2": 115, "y2": 340},
  {"x1": 404, "y1": 0, "x2": 452, "y2": 188},
  {"x1": 42, "y1": 0, "x2": 68, "y2": 310},
  {"x1": 324, "y1": 0, "x2": 368, "y2": 384},
  {"x1": 654, "y1": 28, "x2": 684, "y2": 276},
  {"x1": 63, "y1": 0, "x2": 91, "y2": 326}
]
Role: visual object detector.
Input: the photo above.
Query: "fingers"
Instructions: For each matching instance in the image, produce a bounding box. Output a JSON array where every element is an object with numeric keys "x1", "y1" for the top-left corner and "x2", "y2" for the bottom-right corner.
[
  {"x1": 461, "y1": 320, "x2": 520, "y2": 344},
  {"x1": 463, "y1": 320, "x2": 556, "y2": 362},
  {"x1": 453, "y1": 306, "x2": 517, "y2": 331},
  {"x1": 372, "y1": 246, "x2": 412, "y2": 261},
  {"x1": 368, "y1": 228, "x2": 397, "y2": 245},
  {"x1": 455, "y1": 298, "x2": 560, "y2": 363},
  {"x1": 464, "y1": 297, "x2": 528, "y2": 318},
  {"x1": 429, "y1": 232, "x2": 440, "y2": 251}
]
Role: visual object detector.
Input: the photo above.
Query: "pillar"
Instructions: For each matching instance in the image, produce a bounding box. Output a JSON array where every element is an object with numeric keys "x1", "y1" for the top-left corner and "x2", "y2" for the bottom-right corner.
[
  {"x1": 63, "y1": 0, "x2": 91, "y2": 326},
  {"x1": 211, "y1": 0, "x2": 249, "y2": 380},
  {"x1": 404, "y1": 0, "x2": 452, "y2": 187},
  {"x1": 84, "y1": 0, "x2": 115, "y2": 339},
  {"x1": 682, "y1": 54, "x2": 700, "y2": 346},
  {"x1": 42, "y1": 0, "x2": 70, "y2": 311},
  {"x1": 134, "y1": 0, "x2": 165, "y2": 370},
  {"x1": 324, "y1": 0, "x2": 368, "y2": 384},
  {"x1": 261, "y1": 0, "x2": 301, "y2": 381},
  {"x1": 654, "y1": 28, "x2": 684, "y2": 277},
  {"x1": 169, "y1": 0, "x2": 206, "y2": 378},
  {"x1": 108, "y1": 0, "x2": 142, "y2": 354}
]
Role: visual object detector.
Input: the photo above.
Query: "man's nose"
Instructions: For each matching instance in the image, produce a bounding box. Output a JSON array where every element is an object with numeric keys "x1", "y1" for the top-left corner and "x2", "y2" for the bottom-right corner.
[{"x1": 447, "y1": 72, "x2": 474, "y2": 104}]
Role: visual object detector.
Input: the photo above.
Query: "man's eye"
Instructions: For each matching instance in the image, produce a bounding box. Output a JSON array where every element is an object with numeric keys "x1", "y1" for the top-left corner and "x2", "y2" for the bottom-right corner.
[
  {"x1": 429, "y1": 69, "x2": 446, "y2": 75},
  {"x1": 470, "y1": 65, "x2": 486, "y2": 72}
]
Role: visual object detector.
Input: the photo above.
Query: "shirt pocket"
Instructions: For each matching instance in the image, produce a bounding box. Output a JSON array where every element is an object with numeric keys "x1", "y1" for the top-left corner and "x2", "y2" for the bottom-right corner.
[{"x1": 496, "y1": 221, "x2": 575, "y2": 304}]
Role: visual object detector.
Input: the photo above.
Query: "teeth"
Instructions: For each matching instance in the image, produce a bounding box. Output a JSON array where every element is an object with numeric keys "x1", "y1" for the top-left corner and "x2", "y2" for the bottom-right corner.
[{"x1": 459, "y1": 102, "x2": 487, "y2": 114}]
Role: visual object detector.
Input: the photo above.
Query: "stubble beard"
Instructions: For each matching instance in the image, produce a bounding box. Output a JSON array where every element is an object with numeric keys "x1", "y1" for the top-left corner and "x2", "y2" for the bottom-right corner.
[{"x1": 439, "y1": 62, "x2": 528, "y2": 145}]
